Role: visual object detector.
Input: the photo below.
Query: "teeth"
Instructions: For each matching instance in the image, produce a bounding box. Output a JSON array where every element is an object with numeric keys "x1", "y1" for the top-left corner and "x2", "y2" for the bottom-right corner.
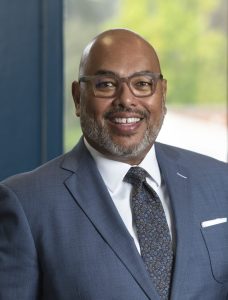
[{"x1": 114, "y1": 118, "x2": 140, "y2": 124}]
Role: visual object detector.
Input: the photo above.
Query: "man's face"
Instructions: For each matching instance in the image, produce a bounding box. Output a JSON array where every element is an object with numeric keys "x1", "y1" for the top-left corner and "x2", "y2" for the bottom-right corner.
[{"x1": 72, "y1": 35, "x2": 167, "y2": 164}]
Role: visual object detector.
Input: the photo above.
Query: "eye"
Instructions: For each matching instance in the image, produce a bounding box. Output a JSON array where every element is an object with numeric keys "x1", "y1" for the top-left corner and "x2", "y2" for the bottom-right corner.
[
  {"x1": 95, "y1": 77, "x2": 116, "y2": 90},
  {"x1": 135, "y1": 81, "x2": 151, "y2": 87},
  {"x1": 132, "y1": 77, "x2": 153, "y2": 91}
]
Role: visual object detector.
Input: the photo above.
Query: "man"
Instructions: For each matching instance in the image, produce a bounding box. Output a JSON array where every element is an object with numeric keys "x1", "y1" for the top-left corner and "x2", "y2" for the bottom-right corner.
[{"x1": 0, "y1": 29, "x2": 227, "y2": 300}]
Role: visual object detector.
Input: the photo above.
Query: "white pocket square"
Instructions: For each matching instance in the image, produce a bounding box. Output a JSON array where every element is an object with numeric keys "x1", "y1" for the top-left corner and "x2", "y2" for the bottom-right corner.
[{"x1": 201, "y1": 217, "x2": 227, "y2": 228}]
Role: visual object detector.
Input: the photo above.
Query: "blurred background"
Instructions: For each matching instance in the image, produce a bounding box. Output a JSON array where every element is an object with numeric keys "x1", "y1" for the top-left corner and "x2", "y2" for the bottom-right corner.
[{"x1": 64, "y1": 0, "x2": 227, "y2": 161}]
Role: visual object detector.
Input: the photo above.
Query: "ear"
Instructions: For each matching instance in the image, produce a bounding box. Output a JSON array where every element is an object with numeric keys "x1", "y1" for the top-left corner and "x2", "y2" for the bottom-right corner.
[
  {"x1": 161, "y1": 78, "x2": 167, "y2": 99},
  {"x1": 161, "y1": 79, "x2": 167, "y2": 114},
  {"x1": 72, "y1": 81, "x2": 81, "y2": 117}
]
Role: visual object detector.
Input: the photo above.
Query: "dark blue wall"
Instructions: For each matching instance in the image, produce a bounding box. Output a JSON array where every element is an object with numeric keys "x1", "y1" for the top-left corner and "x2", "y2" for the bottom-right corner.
[{"x1": 0, "y1": 0, "x2": 63, "y2": 180}]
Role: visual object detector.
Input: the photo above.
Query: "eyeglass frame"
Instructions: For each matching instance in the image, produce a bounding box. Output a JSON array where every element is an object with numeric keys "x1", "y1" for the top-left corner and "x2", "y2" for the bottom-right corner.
[{"x1": 78, "y1": 71, "x2": 163, "y2": 98}]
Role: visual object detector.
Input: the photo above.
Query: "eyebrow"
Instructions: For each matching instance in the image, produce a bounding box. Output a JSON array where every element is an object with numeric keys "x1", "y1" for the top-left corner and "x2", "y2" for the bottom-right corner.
[
  {"x1": 94, "y1": 70, "x2": 116, "y2": 76},
  {"x1": 94, "y1": 70, "x2": 158, "y2": 77}
]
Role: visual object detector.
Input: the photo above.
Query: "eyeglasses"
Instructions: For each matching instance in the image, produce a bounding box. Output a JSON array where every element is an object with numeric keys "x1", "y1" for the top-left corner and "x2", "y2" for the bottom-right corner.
[{"x1": 79, "y1": 72, "x2": 163, "y2": 98}]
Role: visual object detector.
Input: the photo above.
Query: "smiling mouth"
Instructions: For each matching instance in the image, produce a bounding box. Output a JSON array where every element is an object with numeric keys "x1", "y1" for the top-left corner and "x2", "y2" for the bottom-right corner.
[{"x1": 113, "y1": 117, "x2": 141, "y2": 124}]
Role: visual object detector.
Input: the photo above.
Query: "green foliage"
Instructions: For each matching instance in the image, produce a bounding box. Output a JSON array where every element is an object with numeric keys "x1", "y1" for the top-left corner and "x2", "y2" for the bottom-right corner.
[{"x1": 103, "y1": 0, "x2": 226, "y2": 105}]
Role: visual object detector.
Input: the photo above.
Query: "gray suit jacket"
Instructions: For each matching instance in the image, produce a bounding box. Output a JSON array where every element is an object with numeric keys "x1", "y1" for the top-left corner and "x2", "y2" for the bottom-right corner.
[{"x1": 0, "y1": 139, "x2": 228, "y2": 299}]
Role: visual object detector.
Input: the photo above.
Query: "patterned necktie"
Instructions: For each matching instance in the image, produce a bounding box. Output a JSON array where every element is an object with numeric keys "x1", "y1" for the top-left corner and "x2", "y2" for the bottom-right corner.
[{"x1": 124, "y1": 167, "x2": 173, "y2": 299}]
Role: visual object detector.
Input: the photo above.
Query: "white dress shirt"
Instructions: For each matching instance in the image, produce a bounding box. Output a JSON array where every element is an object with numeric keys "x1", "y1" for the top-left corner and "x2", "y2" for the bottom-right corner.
[{"x1": 84, "y1": 139, "x2": 174, "y2": 253}]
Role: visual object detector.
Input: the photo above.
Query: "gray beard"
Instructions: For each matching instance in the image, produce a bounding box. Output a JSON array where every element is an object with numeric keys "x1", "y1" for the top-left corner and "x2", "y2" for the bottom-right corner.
[{"x1": 80, "y1": 107, "x2": 165, "y2": 159}]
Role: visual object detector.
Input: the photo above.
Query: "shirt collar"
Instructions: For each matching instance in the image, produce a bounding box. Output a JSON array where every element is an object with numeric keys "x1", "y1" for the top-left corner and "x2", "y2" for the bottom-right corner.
[{"x1": 84, "y1": 138, "x2": 161, "y2": 192}]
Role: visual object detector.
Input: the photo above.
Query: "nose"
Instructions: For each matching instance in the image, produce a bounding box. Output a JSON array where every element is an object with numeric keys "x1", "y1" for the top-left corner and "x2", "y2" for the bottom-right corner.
[{"x1": 113, "y1": 82, "x2": 137, "y2": 107}]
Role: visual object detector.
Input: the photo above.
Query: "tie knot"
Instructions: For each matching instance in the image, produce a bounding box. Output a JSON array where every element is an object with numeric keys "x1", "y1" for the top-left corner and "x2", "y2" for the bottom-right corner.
[{"x1": 124, "y1": 167, "x2": 149, "y2": 186}]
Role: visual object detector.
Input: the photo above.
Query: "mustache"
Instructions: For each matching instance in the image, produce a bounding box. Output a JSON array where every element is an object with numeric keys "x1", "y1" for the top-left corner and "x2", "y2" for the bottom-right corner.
[{"x1": 104, "y1": 107, "x2": 148, "y2": 119}]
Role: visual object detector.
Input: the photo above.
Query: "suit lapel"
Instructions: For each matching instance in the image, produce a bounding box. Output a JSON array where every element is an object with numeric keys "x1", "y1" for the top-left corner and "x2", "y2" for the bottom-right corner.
[
  {"x1": 155, "y1": 143, "x2": 193, "y2": 299},
  {"x1": 61, "y1": 140, "x2": 159, "y2": 300}
]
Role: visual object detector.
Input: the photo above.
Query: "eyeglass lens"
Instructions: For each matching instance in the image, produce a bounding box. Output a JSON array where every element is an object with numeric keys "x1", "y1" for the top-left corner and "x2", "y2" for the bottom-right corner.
[{"x1": 93, "y1": 74, "x2": 156, "y2": 97}]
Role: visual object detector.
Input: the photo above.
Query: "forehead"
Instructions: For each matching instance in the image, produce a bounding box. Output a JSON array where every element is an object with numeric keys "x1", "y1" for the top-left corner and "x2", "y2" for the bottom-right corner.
[{"x1": 83, "y1": 35, "x2": 160, "y2": 77}]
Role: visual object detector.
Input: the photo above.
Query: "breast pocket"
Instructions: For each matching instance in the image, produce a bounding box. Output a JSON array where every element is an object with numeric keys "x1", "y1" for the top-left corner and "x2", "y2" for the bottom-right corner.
[{"x1": 201, "y1": 222, "x2": 228, "y2": 283}]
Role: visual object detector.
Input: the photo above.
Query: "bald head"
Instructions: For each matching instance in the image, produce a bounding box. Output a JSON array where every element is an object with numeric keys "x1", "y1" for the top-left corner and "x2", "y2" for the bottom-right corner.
[{"x1": 79, "y1": 29, "x2": 161, "y2": 77}]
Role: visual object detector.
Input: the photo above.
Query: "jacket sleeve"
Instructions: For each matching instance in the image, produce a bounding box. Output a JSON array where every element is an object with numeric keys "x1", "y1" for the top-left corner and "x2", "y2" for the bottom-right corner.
[{"x1": 0, "y1": 183, "x2": 39, "y2": 300}]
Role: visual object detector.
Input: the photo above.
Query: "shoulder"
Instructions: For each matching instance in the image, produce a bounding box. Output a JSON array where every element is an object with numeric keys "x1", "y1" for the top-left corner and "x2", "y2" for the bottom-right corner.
[
  {"x1": 2, "y1": 153, "x2": 65, "y2": 186},
  {"x1": 1, "y1": 139, "x2": 89, "y2": 189},
  {"x1": 155, "y1": 142, "x2": 227, "y2": 175}
]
